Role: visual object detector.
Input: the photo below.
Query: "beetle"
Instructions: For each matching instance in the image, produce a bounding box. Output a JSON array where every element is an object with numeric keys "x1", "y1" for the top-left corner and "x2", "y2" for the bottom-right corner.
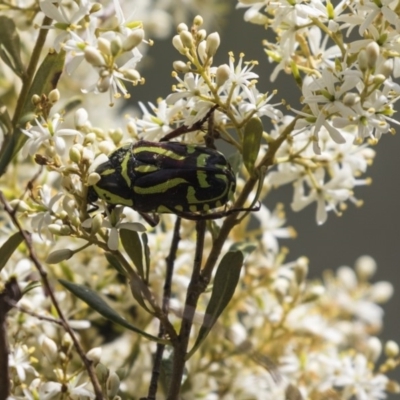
[{"x1": 87, "y1": 140, "x2": 237, "y2": 220}]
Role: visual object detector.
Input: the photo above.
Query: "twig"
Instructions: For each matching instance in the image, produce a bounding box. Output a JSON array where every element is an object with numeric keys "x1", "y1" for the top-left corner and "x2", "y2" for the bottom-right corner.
[
  {"x1": 160, "y1": 105, "x2": 219, "y2": 142},
  {"x1": 5, "y1": 299, "x2": 64, "y2": 326},
  {"x1": 146, "y1": 217, "x2": 181, "y2": 400},
  {"x1": 167, "y1": 220, "x2": 206, "y2": 400},
  {"x1": 0, "y1": 278, "x2": 22, "y2": 400},
  {"x1": 0, "y1": 192, "x2": 104, "y2": 400}
]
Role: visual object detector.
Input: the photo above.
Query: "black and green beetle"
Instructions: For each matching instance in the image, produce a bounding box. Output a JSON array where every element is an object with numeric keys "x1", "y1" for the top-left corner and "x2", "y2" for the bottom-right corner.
[{"x1": 87, "y1": 140, "x2": 237, "y2": 219}]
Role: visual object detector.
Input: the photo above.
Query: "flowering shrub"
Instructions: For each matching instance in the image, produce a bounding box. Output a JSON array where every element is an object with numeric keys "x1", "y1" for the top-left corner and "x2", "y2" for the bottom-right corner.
[{"x1": 0, "y1": 0, "x2": 399, "y2": 399}]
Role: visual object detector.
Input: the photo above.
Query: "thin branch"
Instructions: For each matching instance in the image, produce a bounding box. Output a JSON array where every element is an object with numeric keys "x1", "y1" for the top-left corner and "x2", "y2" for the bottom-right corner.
[
  {"x1": 147, "y1": 217, "x2": 181, "y2": 400},
  {"x1": 5, "y1": 299, "x2": 64, "y2": 326},
  {"x1": 12, "y1": 15, "x2": 53, "y2": 126},
  {"x1": 0, "y1": 192, "x2": 104, "y2": 400},
  {"x1": 0, "y1": 278, "x2": 22, "y2": 400},
  {"x1": 167, "y1": 219, "x2": 206, "y2": 400}
]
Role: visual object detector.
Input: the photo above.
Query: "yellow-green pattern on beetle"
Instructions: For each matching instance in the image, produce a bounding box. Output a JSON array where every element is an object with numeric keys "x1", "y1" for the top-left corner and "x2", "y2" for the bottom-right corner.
[{"x1": 87, "y1": 141, "x2": 236, "y2": 216}]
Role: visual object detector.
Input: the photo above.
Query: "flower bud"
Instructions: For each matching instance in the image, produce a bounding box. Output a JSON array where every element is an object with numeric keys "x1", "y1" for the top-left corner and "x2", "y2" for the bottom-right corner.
[
  {"x1": 97, "y1": 37, "x2": 111, "y2": 56},
  {"x1": 193, "y1": 15, "x2": 203, "y2": 27},
  {"x1": 373, "y1": 74, "x2": 386, "y2": 85},
  {"x1": 47, "y1": 224, "x2": 63, "y2": 235},
  {"x1": 294, "y1": 257, "x2": 308, "y2": 285},
  {"x1": 48, "y1": 89, "x2": 60, "y2": 104},
  {"x1": 84, "y1": 46, "x2": 105, "y2": 67},
  {"x1": 32, "y1": 94, "x2": 41, "y2": 105},
  {"x1": 379, "y1": 59, "x2": 393, "y2": 78},
  {"x1": 41, "y1": 336, "x2": 58, "y2": 363},
  {"x1": 83, "y1": 132, "x2": 96, "y2": 146},
  {"x1": 75, "y1": 108, "x2": 89, "y2": 129},
  {"x1": 87, "y1": 347, "x2": 102, "y2": 364},
  {"x1": 216, "y1": 64, "x2": 230, "y2": 86},
  {"x1": 107, "y1": 372, "x2": 120, "y2": 398},
  {"x1": 197, "y1": 40, "x2": 207, "y2": 63},
  {"x1": 96, "y1": 363, "x2": 109, "y2": 382},
  {"x1": 366, "y1": 41, "x2": 380, "y2": 69},
  {"x1": 109, "y1": 128, "x2": 124, "y2": 144},
  {"x1": 110, "y1": 36, "x2": 122, "y2": 57},
  {"x1": 358, "y1": 49, "x2": 368, "y2": 72},
  {"x1": 172, "y1": 35, "x2": 185, "y2": 54},
  {"x1": 205, "y1": 32, "x2": 220, "y2": 57},
  {"x1": 173, "y1": 60, "x2": 190, "y2": 73},
  {"x1": 123, "y1": 29, "x2": 144, "y2": 51},
  {"x1": 46, "y1": 249, "x2": 73, "y2": 264},
  {"x1": 367, "y1": 337, "x2": 382, "y2": 362},
  {"x1": 385, "y1": 340, "x2": 399, "y2": 358},
  {"x1": 196, "y1": 29, "x2": 207, "y2": 42},
  {"x1": 82, "y1": 147, "x2": 94, "y2": 163},
  {"x1": 97, "y1": 74, "x2": 111, "y2": 93},
  {"x1": 303, "y1": 285, "x2": 325, "y2": 302},
  {"x1": 180, "y1": 30, "x2": 194, "y2": 49},
  {"x1": 91, "y1": 213, "x2": 104, "y2": 234},
  {"x1": 343, "y1": 92, "x2": 360, "y2": 107},
  {"x1": 69, "y1": 145, "x2": 82, "y2": 164},
  {"x1": 9, "y1": 199, "x2": 32, "y2": 212},
  {"x1": 177, "y1": 23, "x2": 188, "y2": 33},
  {"x1": 99, "y1": 140, "x2": 114, "y2": 154},
  {"x1": 90, "y1": 3, "x2": 102, "y2": 13},
  {"x1": 87, "y1": 172, "x2": 101, "y2": 186},
  {"x1": 369, "y1": 281, "x2": 394, "y2": 303},
  {"x1": 355, "y1": 255, "x2": 376, "y2": 280},
  {"x1": 62, "y1": 332, "x2": 73, "y2": 349},
  {"x1": 121, "y1": 68, "x2": 141, "y2": 82}
]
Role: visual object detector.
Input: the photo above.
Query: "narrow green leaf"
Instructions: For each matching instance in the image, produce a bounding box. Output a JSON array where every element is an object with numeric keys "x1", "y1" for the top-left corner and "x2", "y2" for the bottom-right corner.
[
  {"x1": 62, "y1": 96, "x2": 83, "y2": 115},
  {"x1": 120, "y1": 229, "x2": 144, "y2": 278},
  {"x1": 105, "y1": 252, "x2": 127, "y2": 277},
  {"x1": 0, "y1": 232, "x2": 24, "y2": 272},
  {"x1": 229, "y1": 242, "x2": 257, "y2": 258},
  {"x1": 141, "y1": 232, "x2": 150, "y2": 283},
  {"x1": 0, "y1": 16, "x2": 24, "y2": 77},
  {"x1": 0, "y1": 50, "x2": 65, "y2": 177},
  {"x1": 127, "y1": 268, "x2": 156, "y2": 315},
  {"x1": 0, "y1": 102, "x2": 12, "y2": 136},
  {"x1": 187, "y1": 250, "x2": 244, "y2": 358},
  {"x1": 227, "y1": 150, "x2": 242, "y2": 176},
  {"x1": 59, "y1": 279, "x2": 164, "y2": 343},
  {"x1": 242, "y1": 116, "x2": 263, "y2": 177}
]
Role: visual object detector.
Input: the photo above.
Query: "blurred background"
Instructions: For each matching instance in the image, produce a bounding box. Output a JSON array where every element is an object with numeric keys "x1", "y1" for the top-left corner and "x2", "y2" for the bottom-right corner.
[{"x1": 129, "y1": 2, "x2": 400, "y2": 388}]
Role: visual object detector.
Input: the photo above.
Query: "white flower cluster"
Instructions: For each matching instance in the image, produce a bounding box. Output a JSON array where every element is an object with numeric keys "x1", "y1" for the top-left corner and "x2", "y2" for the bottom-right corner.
[{"x1": 1, "y1": 0, "x2": 399, "y2": 399}]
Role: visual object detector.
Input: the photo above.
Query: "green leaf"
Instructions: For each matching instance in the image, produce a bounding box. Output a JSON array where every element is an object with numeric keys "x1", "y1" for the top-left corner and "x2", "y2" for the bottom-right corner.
[
  {"x1": 0, "y1": 101, "x2": 12, "y2": 136},
  {"x1": 142, "y1": 233, "x2": 150, "y2": 283},
  {"x1": 0, "y1": 232, "x2": 24, "y2": 272},
  {"x1": 0, "y1": 16, "x2": 24, "y2": 77},
  {"x1": 229, "y1": 242, "x2": 257, "y2": 258},
  {"x1": 127, "y1": 268, "x2": 156, "y2": 315},
  {"x1": 242, "y1": 116, "x2": 263, "y2": 177},
  {"x1": 187, "y1": 250, "x2": 244, "y2": 358},
  {"x1": 59, "y1": 279, "x2": 165, "y2": 343},
  {"x1": 105, "y1": 252, "x2": 127, "y2": 277},
  {"x1": 0, "y1": 50, "x2": 65, "y2": 177},
  {"x1": 62, "y1": 96, "x2": 83, "y2": 115},
  {"x1": 227, "y1": 150, "x2": 242, "y2": 176},
  {"x1": 120, "y1": 229, "x2": 144, "y2": 279}
]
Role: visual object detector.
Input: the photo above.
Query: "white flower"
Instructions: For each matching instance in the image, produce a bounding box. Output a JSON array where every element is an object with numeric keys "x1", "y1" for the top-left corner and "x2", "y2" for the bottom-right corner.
[
  {"x1": 254, "y1": 204, "x2": 296, "y2": 254},
  {"x1": 39, "y1": 0, "x2": 92, "y2": 52},
  {"x1": 291, "y1": 166, "x2": 355, "y2": 225},
  {"x1": 332, "y1": 354, "x2": 388, "y2": 400},
  {"x1": 22, "y1": 114, "x2": 81, "y2": 157},
  {"x1": 83, "y1": 207, "x2": 146, "y2": 251},
  {"x1": 8, "y1": 345, "x2": 38, "y2": 382},
  {"x1": 30, "y1": 185, "x2": 64, "y2": 240},
  {"x1": 133, "y1": 100, "x2": 175, "y2": 141}
]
